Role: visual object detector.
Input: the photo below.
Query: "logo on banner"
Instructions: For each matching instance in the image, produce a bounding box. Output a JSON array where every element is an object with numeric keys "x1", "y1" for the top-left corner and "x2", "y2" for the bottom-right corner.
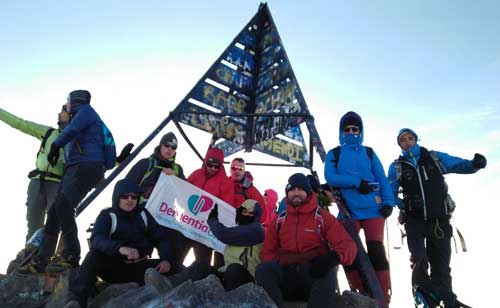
[{"x1": 187, "y1": 194, "x2": 214, "y2": 215}]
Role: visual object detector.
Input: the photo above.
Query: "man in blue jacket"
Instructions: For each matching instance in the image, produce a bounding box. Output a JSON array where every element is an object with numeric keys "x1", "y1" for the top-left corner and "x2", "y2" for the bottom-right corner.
[
  {"x1": 20, "y1": 90, "x2": 107, "y2": 274},
  {"x1": 324, "y1": 111, "x2": 394, "y2": 303},
  {"x1": 64, "y1": 178, "x2": 174, "y2": 308},
  {"x1": 388, "y1": 128, "x2": 486, "y2": 308}
]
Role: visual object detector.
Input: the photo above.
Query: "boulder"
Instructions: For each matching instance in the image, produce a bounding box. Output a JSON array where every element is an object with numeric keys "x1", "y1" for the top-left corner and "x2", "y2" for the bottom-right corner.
[{"x1": 88, "y1": 282, "x2": 140, "y2": 308}]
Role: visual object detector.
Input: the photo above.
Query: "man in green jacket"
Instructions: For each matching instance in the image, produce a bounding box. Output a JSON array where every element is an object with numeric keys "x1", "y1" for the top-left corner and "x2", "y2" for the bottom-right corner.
[{"x1": 0, "y1": 106, "x2": 67, "y2": 243}]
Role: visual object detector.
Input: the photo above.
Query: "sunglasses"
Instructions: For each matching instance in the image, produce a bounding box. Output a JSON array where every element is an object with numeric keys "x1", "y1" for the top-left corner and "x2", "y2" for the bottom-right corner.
[
  {"x1": 120, "y1": 194, "x2": 138, "y2": 200},
  {"x1": 231, "y1": 166, "x2": 245, "y2": 171},
  {"x1": 207, "y1": 164, "x2": 221, "y2": 169},
  {"x1": 162, "y1": 143, "x2": 177, "y2": 150},
  {"x1": 343, "y1": 125, "x2": 360, "y2": 133}
]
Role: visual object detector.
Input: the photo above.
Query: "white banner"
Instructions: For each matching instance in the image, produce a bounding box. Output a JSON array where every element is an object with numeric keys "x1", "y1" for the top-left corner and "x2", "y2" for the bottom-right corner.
[{"x1": 145, "y1": 174, "x2": 236, "y2": 253}]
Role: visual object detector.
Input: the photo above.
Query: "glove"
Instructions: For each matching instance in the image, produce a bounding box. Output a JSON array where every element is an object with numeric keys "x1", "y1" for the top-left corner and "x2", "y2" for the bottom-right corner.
[
  {"x1": 380, "y1": 205, "x2": 393, "y2": 218},
  {"x1": 358, "y1": 180, "x2": 371, "y2": 195},
  {"x1": 208, "y1": 204, "x2": 218, "y2": 221},
  {"x1": 309, "y1": 250, "x2": 341, "y2": 279},
  {"x1": 398, "y1": 209, "x2": 407, "y2": 225},
  {"x1": 116, "y1": 143, "x2": 134, "y2": 164},
  {"x1": 47, "y1": 144, "x2": 60, "y2": 167},
  {"x1": 472, "y1": 153, "x2": 487, "y2": 169}
]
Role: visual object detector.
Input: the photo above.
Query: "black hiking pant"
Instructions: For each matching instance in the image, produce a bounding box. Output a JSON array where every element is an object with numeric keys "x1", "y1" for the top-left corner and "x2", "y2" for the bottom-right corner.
[
  {"x1": 222, "y1": 263, "x2": 254, "y2": 291},
  {"x1": 36, "y1": 163, "x2": 104, "y2": 262},
  {"x1": 68, "y1": 250, "x2": 162, "y2": 307},
  {"x1": 255, "y1": 261, "x2": 340, "y2": 308},
  {"x1": 405, "y1": 216, "x2": 457, "y2": 306}
]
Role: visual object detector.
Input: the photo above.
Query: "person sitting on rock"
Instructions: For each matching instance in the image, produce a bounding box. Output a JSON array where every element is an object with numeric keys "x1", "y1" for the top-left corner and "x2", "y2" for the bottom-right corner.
[
  {"x1": 144, "y1": 199, "x2": 264, "y2": 293},
  {"x1": 64, "y1": 178, "x2": 175, "y2": 308},
  {"x1": 255, "y1": 173, "x2": 357, "y2": 308}
]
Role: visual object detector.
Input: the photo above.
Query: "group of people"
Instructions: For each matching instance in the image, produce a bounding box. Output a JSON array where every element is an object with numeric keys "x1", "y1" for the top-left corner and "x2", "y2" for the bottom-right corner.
[{"x1": 0, "y1": 90, "x2": 487, "y2": 308}]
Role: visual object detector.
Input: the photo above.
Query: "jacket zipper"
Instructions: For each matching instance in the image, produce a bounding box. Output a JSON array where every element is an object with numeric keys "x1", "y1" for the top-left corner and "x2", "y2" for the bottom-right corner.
[{"x1": 401, "y1": 160, "x2": 427, "y2": 220}]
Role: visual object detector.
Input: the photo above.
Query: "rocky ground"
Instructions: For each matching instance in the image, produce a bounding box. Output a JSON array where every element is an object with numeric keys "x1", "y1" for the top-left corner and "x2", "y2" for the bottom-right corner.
[{"x1": 0, "y1": 271, "x2": 379, "y2": 308}]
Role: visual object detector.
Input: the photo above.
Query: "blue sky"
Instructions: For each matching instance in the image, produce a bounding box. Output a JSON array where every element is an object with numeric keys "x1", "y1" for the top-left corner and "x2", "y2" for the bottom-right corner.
[{"x1": 1, "y1": 1, "x2": 499, "y2": 306}]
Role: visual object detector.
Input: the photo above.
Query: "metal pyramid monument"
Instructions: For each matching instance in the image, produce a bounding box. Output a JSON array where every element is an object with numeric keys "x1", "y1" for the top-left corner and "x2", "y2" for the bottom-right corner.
[{"x1": 171, "y1": 3, "x2": 313, "y2": 167}]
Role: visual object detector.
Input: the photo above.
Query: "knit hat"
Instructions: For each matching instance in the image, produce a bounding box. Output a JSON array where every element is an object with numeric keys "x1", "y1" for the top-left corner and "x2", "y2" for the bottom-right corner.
[
  {"x1": 285, "y1": 173, "x2": 312, "y2": 196},
  {"x1": 67, "y1": 90, "x2": 91, "y2": 106},
  {"x1": 397, "y1": 128, "x2": 418, "y2": 145},
  {"x1": 160, "y1": 132, "x2": 178, "y2": 149}
]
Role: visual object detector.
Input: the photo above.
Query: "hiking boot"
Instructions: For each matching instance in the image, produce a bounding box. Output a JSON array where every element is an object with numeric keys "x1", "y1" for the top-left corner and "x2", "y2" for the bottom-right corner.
[
  {"x1": 144, "y1": 268, "x2": 173, "y2": 294},
  {"x1": 46, "y1": 255, "x2": 79, "y2": 273},
  {"x1": 414, "y1": 286, "x2": 440, "y2": 308},
  {"x1": 64, "y1": 300, "x2": 81, "y2": 308},
  {"x1": 16, "y1": 258, "x2": 46, "y2": 275}
]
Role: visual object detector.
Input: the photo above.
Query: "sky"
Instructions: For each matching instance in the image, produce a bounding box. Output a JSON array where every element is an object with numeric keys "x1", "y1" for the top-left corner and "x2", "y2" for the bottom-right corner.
[{"x1": 1, "y1": 0, "x2": 499, "y2": 306}]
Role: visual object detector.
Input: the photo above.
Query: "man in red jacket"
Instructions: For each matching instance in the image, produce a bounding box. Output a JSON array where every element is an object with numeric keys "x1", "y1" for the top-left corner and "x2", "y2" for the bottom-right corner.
[
  {"x1": 229, "y1": 158, "x2": 267, "y2": 222},
  {"x1": 256, "y1": 173, "x2": 357, "y2": 308},
  {"x1": 186, "y1": 147, "x2": 234, "y2": 268}
]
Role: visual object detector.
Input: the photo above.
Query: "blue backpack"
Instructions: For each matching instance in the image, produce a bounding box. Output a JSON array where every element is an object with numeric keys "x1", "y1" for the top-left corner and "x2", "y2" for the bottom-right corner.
[{"x1": 101, "y1": 123, "x2": 116, "y2": 170}]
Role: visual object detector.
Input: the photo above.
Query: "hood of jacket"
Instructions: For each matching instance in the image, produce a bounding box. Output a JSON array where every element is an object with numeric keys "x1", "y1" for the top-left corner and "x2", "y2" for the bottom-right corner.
[
  {"x1": 112, "y1": 178, "x2": 143, "y2": 214},
  {"x1": 398, "y1": 128, "x2": 421, "y2": 163},
  {"x1": 338, "y1": 111, "x2": 364, "y2": 146},
  {"x1": 264, "y1": 189, "x2": 278, "y2": 208},
  {"x1": 203, "y1": 147, "x2": 227, "y2": 176}
]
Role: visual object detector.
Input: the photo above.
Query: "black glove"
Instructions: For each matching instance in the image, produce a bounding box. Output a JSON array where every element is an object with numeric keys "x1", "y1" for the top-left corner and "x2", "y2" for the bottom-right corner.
[
  {"x1": 47, "y1": 144, "x2": 60, "y2": 167},
  {"x1": 208, "y1": 204, "x2": 218, "y2": 221},
  {"x1": 116, "y1": 143, "x2": 134, "y2": 164},
  {"x1": 380, "y1": 205, "x2": 393, "y2": 218},
  {"x1": 358, "y1": 180, "x2": 371, "y2": 195},
  {"x1": 398, "y1": 209, "x2": 407, "y2": 225},
  {"x1": 309, "y1": 250, "x2": 341, "y2": 279},
  {"x1": 472, "y1": 153, "x2": 487, "y2": 169}
]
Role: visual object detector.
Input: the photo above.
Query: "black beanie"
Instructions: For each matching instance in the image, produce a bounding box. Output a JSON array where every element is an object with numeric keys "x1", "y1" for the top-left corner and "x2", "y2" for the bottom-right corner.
[
  {"x1": 285, "y1": 173, "x2": 312, "y2": 196},
  {"x1": 68, "y1": 90, "x2": 91, "y2": 106},
  {"x1": 160, "y1": 132, "x2": 178, "y2": 148}
]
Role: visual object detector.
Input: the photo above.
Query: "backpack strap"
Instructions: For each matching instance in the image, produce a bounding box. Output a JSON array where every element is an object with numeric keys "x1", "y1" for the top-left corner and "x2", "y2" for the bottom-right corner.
[
  {"x1": 139, "y1": 157, "x2": 157, "y2": 187},
  {"x1": 331, "y1": 146, "x2": 373, "y2": 168},
  {"x1": 429, "y1": 150, "x2": 446, "y2": 175},
  {"x1": 393, "y1": 160, "x2": 403, "y2": 182},
  {"x1": 276, "y1": 210, "x2": 287, "y2": 235},
  {"x1": 365, "y1": 146, "x2": 374, "y2": 161},
  {"x1": 141, "y1": 211, "x2": 148, "y2": 229},
  {"x1": 109, "y1": 211, "x2": 148, "y2": 237},
  {"x1": 37, "y1": 128, "x2": 55, "y2": 158},
  {"x1": 109, "y1": 212, "x2": 117, "y2": 237}
]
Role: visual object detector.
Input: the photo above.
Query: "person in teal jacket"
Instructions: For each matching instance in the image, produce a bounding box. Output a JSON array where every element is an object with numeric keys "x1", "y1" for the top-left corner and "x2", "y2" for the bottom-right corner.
[{"x1": 0, "y1": 106, "x2": 67, "y2": 243}]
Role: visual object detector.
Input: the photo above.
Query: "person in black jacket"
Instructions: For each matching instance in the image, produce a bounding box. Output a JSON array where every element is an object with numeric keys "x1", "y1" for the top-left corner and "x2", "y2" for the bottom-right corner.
[
  {"x1": 125, "y1": 132, "x2": 189, "y2": 269},
  {"x1": 64, "y1": 178, "x2": 175, "y2": 308}
]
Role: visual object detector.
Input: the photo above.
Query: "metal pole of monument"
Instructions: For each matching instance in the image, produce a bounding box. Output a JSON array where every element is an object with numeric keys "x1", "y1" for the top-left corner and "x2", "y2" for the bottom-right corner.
[{"x1": 75, "y1": 113, "x2": 174, "y2": 216}]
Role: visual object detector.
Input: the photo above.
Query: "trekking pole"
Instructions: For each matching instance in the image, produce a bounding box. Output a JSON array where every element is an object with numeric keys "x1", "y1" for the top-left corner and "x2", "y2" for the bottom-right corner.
[{"x1": 76, "y1": 113, "x2": 174, "y2": 216}]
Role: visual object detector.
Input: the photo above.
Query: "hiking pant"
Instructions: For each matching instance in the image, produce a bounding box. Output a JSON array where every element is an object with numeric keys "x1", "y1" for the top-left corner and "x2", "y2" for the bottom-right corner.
[
  {"x1": 164, "y1": 260, "x2": 216, "y2": 287},
  {"x1": 255, "y1": 261, "x2": 339, "y2": 308},
  {"x1": 180, "y1": 239, "x2": 224, "y2": 269},
  {"x1": 405, "y1": 216, "x2": 457, "y2": 306},
  {"x1": 68, "y1": 250, "x2": 161, "y2": 307},
  {"x1": 343, "y1": 217, "x2": 391, "y2": 302},
  {"x1": 222, "y1": 263, "x2": 254, "y2": 291},
  {"x1": 36, "y1": 163, "x2": 104, "y2": 262},
  {"x1": 25, "y1": 178, "x2": 59, "y2": 242}
]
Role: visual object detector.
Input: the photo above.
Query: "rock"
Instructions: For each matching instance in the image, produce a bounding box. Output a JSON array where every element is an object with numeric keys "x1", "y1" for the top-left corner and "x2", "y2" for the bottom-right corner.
[
  {"x1": 341, "y1": 291, "x2": 379, "y2": 308},
  {"x1": 88, "y1": 282, "x2": 140, "y2": 308},
  {"x1": 105, "y1": 285, "x2": 159, "y2": 308},
  {"x1": 204, "y1": 282, "x2": 277, "y2": 308},
  {"x1": 192, "y1": 274, "x2": 225, "y2": 303},
  {"x1": 0, "y1": 273, "x2": 50, "y2": 308},
  {"x1": 44, "y1": 270, "x2": 74, "y2": 308},
  {"x1": 139, "y1": 280, "x2": 197, "y2": 308}
]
